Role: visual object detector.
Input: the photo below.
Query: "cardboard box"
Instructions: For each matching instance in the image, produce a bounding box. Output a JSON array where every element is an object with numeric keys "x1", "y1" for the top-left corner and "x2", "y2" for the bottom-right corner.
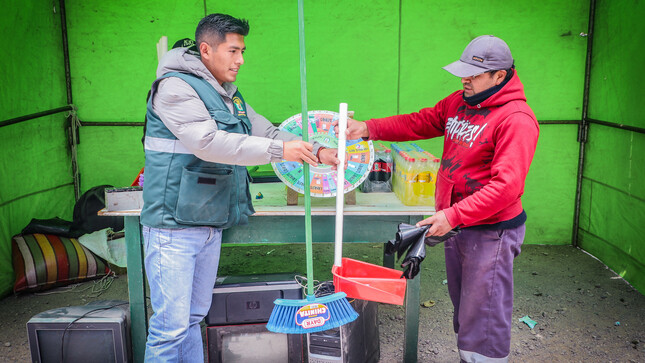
[{"x1": 105, "y1": 187, "x2": 143, "y2": 211}]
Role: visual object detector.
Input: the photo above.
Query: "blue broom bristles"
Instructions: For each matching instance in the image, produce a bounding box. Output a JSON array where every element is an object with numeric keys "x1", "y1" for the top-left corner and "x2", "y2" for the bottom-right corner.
[{"x1": 266, "y1": 292, "x2": 358, "y2": 334}]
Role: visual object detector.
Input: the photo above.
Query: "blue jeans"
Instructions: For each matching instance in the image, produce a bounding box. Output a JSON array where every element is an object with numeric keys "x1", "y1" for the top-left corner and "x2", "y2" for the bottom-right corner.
[{"x1": 142, "y1": 226, "x2": 222, "y2": 363}]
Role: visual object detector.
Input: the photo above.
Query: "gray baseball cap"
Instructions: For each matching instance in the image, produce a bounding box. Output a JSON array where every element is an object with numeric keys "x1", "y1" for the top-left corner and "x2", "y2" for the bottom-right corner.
[{"x1": 443, "y1": 35, "x2": 514, "y2": 77}]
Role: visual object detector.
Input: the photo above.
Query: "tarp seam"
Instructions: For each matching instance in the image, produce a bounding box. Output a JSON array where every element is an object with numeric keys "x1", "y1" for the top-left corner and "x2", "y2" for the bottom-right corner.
[
  {"x1": 581, "y1": 176, "x2": 645, "y2": 203},
  {"x1": 0, "y1": 183, "x2": 74, "y2": 208}
]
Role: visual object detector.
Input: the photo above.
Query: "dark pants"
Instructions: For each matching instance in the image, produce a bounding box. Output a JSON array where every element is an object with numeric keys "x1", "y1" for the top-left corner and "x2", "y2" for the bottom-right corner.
[{"x1": 444, "y1": 224, "x2": 525, "y2": 362}]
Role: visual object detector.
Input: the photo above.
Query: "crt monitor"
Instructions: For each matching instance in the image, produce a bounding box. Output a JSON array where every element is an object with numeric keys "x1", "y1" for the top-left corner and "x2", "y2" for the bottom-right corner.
[
  {"x1": 26, "y1": 300, "x2": 131, "y2": 363},
  {"x1": 207, "y1": 323, "x2": 303, "y2": 363}
]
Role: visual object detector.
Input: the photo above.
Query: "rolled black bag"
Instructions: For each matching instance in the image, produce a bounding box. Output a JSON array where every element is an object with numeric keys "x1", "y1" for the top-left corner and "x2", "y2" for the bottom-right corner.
[
  {"x1": 21, "y1": 217, "x2": 81, "y2": 238},
  {"x1": 386, "y1": 223, "x2": 461, "y2": 279}
]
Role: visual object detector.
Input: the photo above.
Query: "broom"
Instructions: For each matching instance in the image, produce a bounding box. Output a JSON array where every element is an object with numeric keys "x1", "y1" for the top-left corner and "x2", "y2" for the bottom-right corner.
[{"x1": 266, "y1": 0, "x2": 358, "y2": 334}]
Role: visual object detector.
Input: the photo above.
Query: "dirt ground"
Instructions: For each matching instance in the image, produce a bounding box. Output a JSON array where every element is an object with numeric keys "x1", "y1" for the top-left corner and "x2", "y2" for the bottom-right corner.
[{"x1": 1, "y1": 243, "x2": 644, "y2": 362}]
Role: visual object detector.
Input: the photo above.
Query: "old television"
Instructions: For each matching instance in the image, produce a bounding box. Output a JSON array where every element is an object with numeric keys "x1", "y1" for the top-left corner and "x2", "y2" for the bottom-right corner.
[
  {"x1": 206, "y1": 272, "x2": 302, "y2": 326},
  {"x1": 27, "y1": 300, "x2": 131, "y2": 363},
  {"x1": 205, "y1": 273, "x2": 305, "y2": 362},
  {"x1": 206, "y1": 323, "x2": 303, "y2": 363},
  {"x1": 307, "y1": 298, "x2": 379, "y2": 363}
]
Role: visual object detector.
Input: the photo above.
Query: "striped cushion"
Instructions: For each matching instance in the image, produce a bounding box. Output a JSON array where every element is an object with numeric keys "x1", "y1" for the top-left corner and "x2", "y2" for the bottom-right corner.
[{"x1": 12, "y1": 234, "x2": 111, "y2": 293}]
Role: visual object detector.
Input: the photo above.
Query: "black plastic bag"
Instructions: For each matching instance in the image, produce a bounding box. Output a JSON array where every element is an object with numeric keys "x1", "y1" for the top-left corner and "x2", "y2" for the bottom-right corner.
[
  {"x1": 21, "y1": 217, "x2": 82, "y2": 238},
  {"x1": 424, "y1": 228, "x2": 461, "y2": 247},
  {"x1": 71, "y1": 185, "x2": 124, "y2": 235},
  {"x1": 386, "y1": 223, "x2": 461, "y2": 279}
]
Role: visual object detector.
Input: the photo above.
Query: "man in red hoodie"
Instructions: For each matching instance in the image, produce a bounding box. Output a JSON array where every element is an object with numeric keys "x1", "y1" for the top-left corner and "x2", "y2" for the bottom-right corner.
[{"x1": 343, "y1": 35, "x2": 539, "y2": 362}]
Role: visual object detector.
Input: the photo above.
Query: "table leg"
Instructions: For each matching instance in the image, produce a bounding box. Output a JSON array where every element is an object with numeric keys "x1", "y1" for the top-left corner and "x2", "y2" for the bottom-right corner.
[
  {"x1": 404, "y1": 273, "x2": 420, "y2": 362},
  {"x1": 124, "y1": 216, "x2": 147, "y2": 362},
  {"x1": 383, "y1": 242, "x2": 394, "y2": 268}
]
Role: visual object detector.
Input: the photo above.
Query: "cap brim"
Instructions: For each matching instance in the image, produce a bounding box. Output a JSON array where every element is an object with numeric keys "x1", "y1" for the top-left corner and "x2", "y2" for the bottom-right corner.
[{"x1": 442, "y1": 60, "x2": 489, "y2": 78}]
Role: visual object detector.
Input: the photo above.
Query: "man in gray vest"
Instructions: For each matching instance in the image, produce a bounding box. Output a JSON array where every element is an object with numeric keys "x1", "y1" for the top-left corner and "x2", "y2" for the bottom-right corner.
[{"x1": 141, "y1": 13, "x2": 339, "y2": 362}]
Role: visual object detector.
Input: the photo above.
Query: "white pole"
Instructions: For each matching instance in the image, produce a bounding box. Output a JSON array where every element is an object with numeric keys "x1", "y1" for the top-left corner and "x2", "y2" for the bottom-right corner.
[
  {"x1": 156, "y1": 36, "x2": 168, "y2": 64},
  {"x1": 334, "y1": 103, "x2": 348, "y2": 267}
]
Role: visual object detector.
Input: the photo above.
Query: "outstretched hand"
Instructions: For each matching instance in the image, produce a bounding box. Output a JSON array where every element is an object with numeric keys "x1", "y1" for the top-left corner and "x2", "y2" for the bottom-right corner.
[
  {"x1": 331, "y1": 118, "x2": 370, "y2": 140},
  {"x1": 416, "y1": 210, "x2": 454, "y2": 237},
  {"x1": 283, "y1": 140, "x2": 318, "y2": 166},
  {"x1": 317, "y1": 148, "x2": 348, "y2": 170}
]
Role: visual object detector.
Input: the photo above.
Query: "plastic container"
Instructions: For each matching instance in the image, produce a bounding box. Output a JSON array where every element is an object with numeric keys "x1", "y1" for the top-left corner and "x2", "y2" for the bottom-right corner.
[
  {"x1": 360, "y1": 143, "x2": 393, "y2": 192},
  {"x1": 389, "y1": 143, "x2": 439, "y2": 206},
  {"x1": 332, "y1": 258, "x2": 406, "y2": 305}
]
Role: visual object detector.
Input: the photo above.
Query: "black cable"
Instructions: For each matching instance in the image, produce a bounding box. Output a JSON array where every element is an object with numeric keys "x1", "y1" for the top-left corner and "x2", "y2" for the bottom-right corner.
[
  {"x1": 60, "y1": 302, "x2": 129, "y2": 362},
  {"x1": 315, "y1": 281, "x2": 336, "y2": 297}
]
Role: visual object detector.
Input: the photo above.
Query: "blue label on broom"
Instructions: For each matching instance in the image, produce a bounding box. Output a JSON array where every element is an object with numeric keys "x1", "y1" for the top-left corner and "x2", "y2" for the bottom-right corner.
[{"x1": 295, "y1": 303, "x2": 331, "y2": 329}]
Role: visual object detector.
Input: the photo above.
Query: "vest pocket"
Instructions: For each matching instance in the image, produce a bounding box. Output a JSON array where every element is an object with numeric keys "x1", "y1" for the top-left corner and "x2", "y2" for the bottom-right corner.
[
  {"x1": 174, "y1": 167, "x2": 233, "y2": 226},
  {"x1": 210, "y1": 110, "x2": 240, "y2": 124}
]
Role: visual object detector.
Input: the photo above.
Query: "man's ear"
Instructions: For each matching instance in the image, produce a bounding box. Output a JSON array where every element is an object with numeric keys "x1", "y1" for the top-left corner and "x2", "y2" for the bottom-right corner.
[
  {"x1": 495, "y1": 70, "x2": 507, "y2": 85},
  {"x1": 199, "y1": 42, "x2": 210, "y2": 58}
]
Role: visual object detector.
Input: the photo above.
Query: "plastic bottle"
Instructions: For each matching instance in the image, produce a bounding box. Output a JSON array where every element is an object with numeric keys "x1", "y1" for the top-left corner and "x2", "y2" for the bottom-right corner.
[
  {"x1": 386, "y1": 143, "x2": 440, "y2": 206},
  {"x1": 360, "y1": 143, "x2": 393, "y2": 192},
  {"x1": 410, "y1": 143, "x2": 439, "y2": 206},
  {"x1": 390, "y1": 144, "x2": 405, "y2": 199}
]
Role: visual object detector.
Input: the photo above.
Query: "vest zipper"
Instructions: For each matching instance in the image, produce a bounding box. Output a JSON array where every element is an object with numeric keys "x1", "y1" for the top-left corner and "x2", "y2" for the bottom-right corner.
[{"x1": 233, "y1": 166, "x2": 241, "y2": 225}]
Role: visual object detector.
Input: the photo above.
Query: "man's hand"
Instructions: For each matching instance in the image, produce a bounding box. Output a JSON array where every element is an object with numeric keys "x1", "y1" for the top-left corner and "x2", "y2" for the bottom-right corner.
[
  {"x1": 317, "y1": 148, "x2": 349, "y2": 171},
  {"x1": 416, "y1": 210, "x2": 454, "y2": 237},
  {"x1": 332, "y1": 118, "x2": 370, "y2": 140},
  {"x1": 283, "y1": 140, "x2": 318, "y2": 166}
]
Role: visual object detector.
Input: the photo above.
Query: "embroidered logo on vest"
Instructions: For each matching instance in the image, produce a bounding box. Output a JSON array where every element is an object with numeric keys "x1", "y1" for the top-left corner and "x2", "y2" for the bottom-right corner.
[{"x1": 232, "y1": 96, "x2": 246, "y2": 117}]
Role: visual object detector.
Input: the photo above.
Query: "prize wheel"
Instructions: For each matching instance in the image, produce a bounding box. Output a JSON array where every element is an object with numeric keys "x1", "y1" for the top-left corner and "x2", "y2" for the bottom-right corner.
[{"x1": 271, "y1": 110, "x2": 374, "y2": 197}]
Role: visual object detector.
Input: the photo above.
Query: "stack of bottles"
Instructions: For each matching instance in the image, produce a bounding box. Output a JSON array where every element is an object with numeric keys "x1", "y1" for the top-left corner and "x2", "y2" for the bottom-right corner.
[
  {"x1": 360, "y1": 142, "x2": 393, "y2": 193},
  {"x1": 390, "y1": 143, "x2": 440, "y2": 206}
]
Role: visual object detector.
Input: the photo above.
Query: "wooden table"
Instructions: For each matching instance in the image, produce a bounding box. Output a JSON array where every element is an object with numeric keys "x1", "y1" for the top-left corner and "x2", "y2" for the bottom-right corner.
[{"x1": 100, "y1": 182, "x2": 434, "y2": 363}]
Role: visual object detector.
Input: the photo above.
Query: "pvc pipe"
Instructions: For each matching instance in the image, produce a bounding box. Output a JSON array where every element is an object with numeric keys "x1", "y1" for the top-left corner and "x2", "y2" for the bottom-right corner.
[
  {"x1": 334, "y1": 103, "x2": 348, "y2": 267},
  {"x1": 157, "y1": 36, "x2": 168, "y2": 63}
]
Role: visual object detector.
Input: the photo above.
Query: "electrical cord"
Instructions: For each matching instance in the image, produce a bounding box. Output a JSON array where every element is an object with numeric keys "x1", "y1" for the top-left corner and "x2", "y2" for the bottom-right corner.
[
  {"x1": 294, "y1": 275, "x2": 336, "y2": 297},
  {"x1": 34, "y1": 271, "x2": 116, "y2": 297},
  {"x1": 60, "y1": 301, "x2": 129, "y2": 362}
]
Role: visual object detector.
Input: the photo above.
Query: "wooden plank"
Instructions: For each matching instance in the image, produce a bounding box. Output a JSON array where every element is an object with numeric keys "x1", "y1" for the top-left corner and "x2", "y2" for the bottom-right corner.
[
  {"x1": 345, "y1": 189, "x2": 356, "y2": 205},
  {"x1": 250, "y1": 183, "x2": 434, "y2": 216},
  {"x1": 286, "y1": 187, "x2": 299, "y2": 205},
  {"x1": 99, "y1": 183, "x2": 435, "y2": 217}
]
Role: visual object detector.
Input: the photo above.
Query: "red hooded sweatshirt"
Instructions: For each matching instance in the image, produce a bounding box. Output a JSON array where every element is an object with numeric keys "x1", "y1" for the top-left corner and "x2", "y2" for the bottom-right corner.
[{"x1": 365, "y1": 71, "x2": 539, "y2": 228}]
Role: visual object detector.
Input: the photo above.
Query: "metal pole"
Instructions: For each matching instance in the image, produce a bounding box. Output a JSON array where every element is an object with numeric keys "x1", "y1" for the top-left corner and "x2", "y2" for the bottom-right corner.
[
  {"x1": 58, "y1": 0, "x2": 81, "y2": 200},
  {"x1": 587, "y1": 118, "x2": 645, "y2": 134},
  {"x1": 0, "y1": 106, "x2": 74, "y2": 128},
  {"x1": 572, "y1": 0, "x2": 597, "y2": 247}
]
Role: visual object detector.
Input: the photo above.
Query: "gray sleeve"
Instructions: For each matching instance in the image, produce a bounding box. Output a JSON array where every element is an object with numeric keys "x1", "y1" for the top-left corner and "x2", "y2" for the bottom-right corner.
[
  {"x1": 246, "y1": 103, "x2": 325, "y2": 157},
  {"x1": 151, "y1": 77, "x2": 285, "y2": 165}
]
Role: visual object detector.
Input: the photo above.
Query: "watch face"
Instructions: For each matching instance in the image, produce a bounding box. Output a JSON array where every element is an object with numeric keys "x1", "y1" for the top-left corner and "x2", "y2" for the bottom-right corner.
[{"x1": 272, "y1": 110, "x2": 374, "y2": 197}]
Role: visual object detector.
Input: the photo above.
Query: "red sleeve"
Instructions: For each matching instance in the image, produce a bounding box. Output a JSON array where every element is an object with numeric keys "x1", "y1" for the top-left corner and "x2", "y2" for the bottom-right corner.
[
  {"x1": 443, "y1": 112, "x2": 540, "y2": 226},
  {"x1": 365, "y1": 91, "x2": 461, "y2": 141}
]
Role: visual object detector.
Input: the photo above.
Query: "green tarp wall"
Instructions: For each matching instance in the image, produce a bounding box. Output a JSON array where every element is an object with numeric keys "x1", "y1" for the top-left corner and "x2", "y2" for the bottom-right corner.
[
  {"x1": 0, "y1": 0, "x2": 642, "y2": 297},
  {"x1": 579, "y1": 0, "x2": 645, "y2": 292},
  {"x1": 1, "y1": 3, "x2": 77, "y2": 297}
]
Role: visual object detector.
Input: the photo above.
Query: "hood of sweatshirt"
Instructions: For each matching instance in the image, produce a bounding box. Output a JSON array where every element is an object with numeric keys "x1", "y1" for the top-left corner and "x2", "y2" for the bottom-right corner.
[{"x1": 155, "y1": 47, "x2": 237, "y2": 98}]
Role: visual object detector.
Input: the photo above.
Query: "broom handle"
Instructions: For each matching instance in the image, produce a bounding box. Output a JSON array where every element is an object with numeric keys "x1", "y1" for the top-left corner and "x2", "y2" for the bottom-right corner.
[
  {"x1": 297, "y1": 0, "x2": 314, "y2": 297},
  {"x1": 334, "y1": 103, "x2": 348, "y2": 267}
]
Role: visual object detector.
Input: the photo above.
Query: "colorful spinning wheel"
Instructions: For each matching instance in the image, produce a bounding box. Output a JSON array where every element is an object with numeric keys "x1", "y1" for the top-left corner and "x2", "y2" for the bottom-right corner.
[{"x1": 272, "y1": 110, "x2": 374, "y2": 197}]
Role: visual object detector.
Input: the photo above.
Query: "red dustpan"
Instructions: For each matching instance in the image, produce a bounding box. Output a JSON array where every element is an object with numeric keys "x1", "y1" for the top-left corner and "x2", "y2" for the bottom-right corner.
[
  {"x1": 331, "y1": 103, "x2": 407, "y2": 306},
  {"x1": 332, "y1": 258, "x2": 407, "y2": 305}
]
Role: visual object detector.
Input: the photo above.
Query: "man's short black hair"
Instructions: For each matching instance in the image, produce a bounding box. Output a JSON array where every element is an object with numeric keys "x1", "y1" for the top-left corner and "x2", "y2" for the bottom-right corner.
[
  {"x1": 487, "y1": 66, "x2": 514, "y2": 82},
  {"x1": 195, "y1": 13, "x2": 249, "y2": 48}
]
